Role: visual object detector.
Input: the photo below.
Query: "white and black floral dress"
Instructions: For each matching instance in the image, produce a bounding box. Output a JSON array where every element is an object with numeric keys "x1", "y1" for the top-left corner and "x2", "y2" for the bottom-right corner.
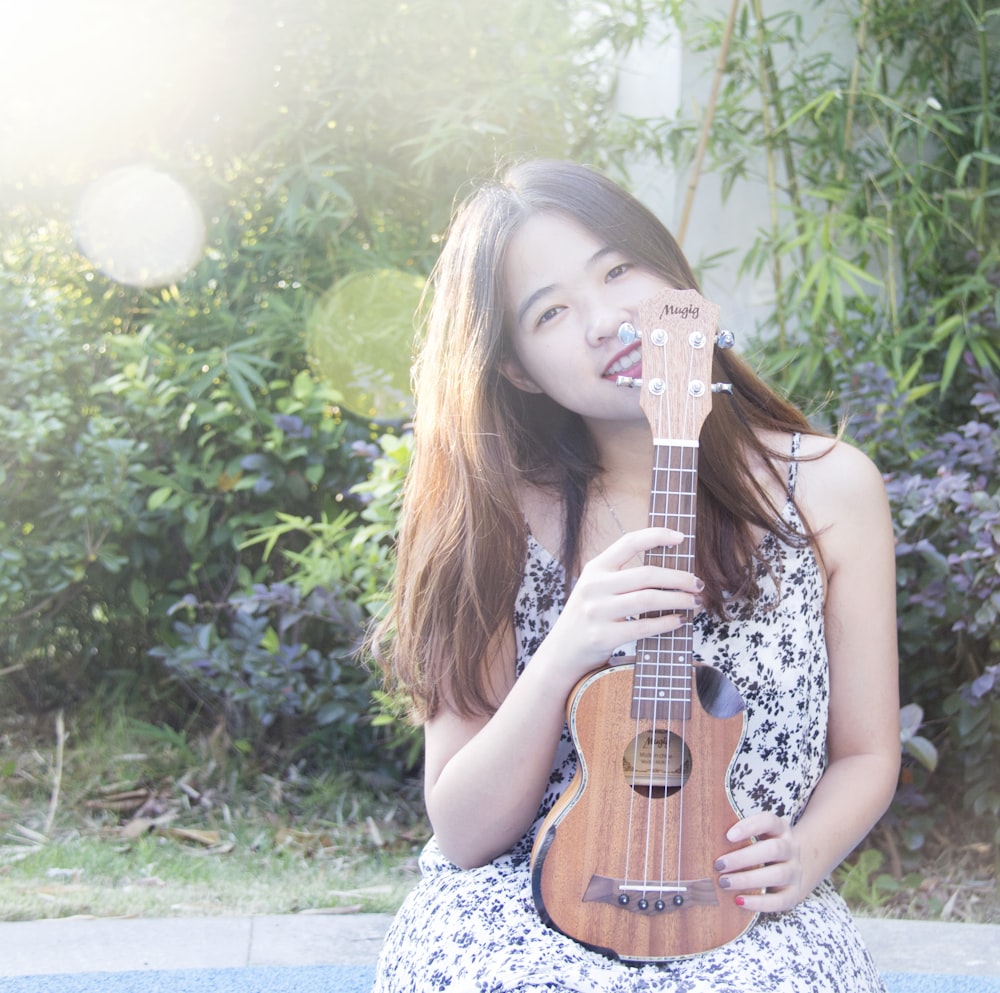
[{"x1": 373, "y1": 445, "x2": 886, "y2": 992}]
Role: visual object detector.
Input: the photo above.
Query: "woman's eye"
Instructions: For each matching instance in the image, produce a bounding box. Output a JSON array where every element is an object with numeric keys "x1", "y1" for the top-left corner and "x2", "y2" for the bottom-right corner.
[
  {"x1": 607, "y1": 262, "x2": 632, "y2": 280},
  {"x1": 537, "y1": 306, "x2": 562, "y2": 326}
]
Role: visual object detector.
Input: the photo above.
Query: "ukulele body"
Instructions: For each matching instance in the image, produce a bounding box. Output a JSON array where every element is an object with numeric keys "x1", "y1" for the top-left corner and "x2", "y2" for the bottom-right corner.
[{"x1": 530, "y1": 657, "x2": 758, "y2": 962}]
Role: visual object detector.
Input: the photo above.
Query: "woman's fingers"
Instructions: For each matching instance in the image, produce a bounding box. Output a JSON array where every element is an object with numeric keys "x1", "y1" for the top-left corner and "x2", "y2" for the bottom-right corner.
[
  {"x1": 596, "y1": 527, "x2": 687, "y2": 570},
  {"x1": 715, "y1": 814, "x2": 805, "y2": 913},
  {"x1": 546, "y1": 526, "x2": 705, "y2": 678}
]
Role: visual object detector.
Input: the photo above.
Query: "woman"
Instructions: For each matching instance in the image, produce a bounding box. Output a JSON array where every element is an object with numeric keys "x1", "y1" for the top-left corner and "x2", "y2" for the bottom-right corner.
[{"x1": 371, "y1": 159, "x2": 899, "y2": 992}]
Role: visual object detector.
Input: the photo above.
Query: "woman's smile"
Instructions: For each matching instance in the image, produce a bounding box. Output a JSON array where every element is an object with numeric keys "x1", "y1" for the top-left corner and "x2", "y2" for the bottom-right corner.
[{"x1": 603, "y1": 345, "x2": 642, "y2": 380}]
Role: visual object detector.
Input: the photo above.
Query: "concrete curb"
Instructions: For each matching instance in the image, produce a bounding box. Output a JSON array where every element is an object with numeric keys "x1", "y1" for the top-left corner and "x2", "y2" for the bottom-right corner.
[{"x1": 0, "y1": 914, "x2": 996, "y2": 978}]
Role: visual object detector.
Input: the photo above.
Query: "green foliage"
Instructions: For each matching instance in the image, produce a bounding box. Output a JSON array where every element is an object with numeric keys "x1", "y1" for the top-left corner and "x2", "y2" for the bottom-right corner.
[
  {"x1": 3, "y1": 0, "x2": 999, "y2": 842},
  {"x1": 835, "y1": 849, "x2": 904, "y2": 911},
  {"x1": 1, "y1": 0, "x2": 615, "y2": 769},
  {"x1": 944, "y1": 666, "x2": 1000, "y2": 843},
  {"x1": 834, "y1": 357, "x2": 1000, "y2": 857},
  {"x1": 147, "y1": 434, "x2": 415, "y2": 768},
  {"x1": 0, "y1": 260, "x2": 372, "y2": 712},
  {"x1": 644, "y1": 0, "x2": 1000, "y2": 399}
]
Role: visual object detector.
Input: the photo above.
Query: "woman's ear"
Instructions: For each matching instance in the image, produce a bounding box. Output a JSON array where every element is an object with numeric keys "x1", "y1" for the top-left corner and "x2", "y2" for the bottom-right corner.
[{"x1": 500, "y1": 357, "x2": 544, "y2": 394}]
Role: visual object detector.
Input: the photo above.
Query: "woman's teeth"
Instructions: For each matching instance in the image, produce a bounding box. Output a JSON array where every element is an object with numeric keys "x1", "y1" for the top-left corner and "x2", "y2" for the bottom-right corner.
[{"x1": 605, "y1": 348, "x2": 641, "y2": 377}]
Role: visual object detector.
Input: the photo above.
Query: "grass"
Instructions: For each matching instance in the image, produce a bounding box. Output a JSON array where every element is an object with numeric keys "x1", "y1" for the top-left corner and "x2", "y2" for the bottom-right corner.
[
  {"x1": 1, "y1": 703, "x2": 996, "y2": 926},
  {"x1": 0, "y1": 705, "x2": 426, "y2": 922}
]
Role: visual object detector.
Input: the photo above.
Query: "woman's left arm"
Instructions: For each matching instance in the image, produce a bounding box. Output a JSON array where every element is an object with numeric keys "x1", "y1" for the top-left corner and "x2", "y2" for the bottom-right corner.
[{"x1": 717, "y1": 438, "x2": 900, "y2": 913}]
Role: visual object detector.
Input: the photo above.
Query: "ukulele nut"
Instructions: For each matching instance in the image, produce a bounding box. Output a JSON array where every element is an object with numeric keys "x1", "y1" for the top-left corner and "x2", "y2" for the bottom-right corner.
[
  {"x1": 648, "y1": 378, "x2": 666, "y2": 396},
  {"x1": 688, "y1": 380, "x2": 707, "y2": 397},
  {"x1": 689, "y1": 331, "x2": 706, "y2": 348},
  {"x1": 650, "y1": 328, "x2": 667, "y2": 346}
]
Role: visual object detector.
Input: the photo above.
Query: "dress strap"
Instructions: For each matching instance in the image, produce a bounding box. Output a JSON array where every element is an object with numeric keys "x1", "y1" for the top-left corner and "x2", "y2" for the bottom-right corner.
[{"x1": 787, "y1": 432, "x2": 802, "y2": 499}]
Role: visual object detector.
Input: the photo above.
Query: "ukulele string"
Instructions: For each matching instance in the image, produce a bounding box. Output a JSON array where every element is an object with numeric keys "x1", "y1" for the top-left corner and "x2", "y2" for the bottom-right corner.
[
  {"x1": 672, "y1": 447, "x2": 693, "y2": 897},
  {"x1": 669, "y1": 351, "x2": 700, "y2": 899},
  {"x1": 600, "y1": 477, "x2": 644, "y2": 900},
  {"x1": 661, "y1": 446, "x2": 688, "y2": 901}
]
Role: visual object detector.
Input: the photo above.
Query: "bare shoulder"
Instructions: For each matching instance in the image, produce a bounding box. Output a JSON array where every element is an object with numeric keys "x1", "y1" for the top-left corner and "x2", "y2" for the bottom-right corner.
[
  {"x1": 794, "y1": 434, "x2": 894, "y2": 581},
  {"x1": 795, "y1": 434, "x2": 888, "y2": 526}
]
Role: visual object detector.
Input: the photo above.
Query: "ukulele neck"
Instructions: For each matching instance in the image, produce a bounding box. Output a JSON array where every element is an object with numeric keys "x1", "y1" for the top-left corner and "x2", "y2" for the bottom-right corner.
[{"x1": 633, "y1": 440, "x2": 698, "y2": 721}]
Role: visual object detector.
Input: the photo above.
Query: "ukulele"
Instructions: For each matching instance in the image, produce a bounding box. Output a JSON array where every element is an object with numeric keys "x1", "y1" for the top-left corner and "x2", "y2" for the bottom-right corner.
[{"x1": 530, "y1": 287, "x2": 758, "y2": 962}]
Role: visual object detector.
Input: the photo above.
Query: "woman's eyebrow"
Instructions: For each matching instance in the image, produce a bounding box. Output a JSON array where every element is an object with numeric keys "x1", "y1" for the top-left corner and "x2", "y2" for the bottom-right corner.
[
  {"x1": 517, "y1": 284, "x2": 555, "y2": 326},
  {"x1": 515, "y1": 246, "x2": 616, "y2": 326}
]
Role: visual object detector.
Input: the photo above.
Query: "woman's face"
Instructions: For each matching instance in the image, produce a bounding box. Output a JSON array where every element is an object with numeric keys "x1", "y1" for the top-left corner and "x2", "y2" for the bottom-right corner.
[{"x1": 501, "y1": 211, "x2": 673, "y2": 425}]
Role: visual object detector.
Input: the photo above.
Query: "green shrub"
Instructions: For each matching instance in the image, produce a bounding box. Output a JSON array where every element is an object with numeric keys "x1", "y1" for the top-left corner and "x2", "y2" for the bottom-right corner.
[
  {"x1": 839, "y1": 359, "x2": 999, "y2": 851},
  {"x1": 0, "y1": 256, "x2": 372, "y2": 715}
]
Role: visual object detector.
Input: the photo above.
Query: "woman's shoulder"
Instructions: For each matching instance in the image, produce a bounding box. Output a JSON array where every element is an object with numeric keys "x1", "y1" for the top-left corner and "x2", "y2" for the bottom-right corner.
[
  {"x1": 752, "y1": 427, "x2": 887, "y2": 525},
  {"x1": 794, "y1": 432, "x2": 890, "y2": 537},
  {"x1": 797, "y1": 432, "x2": 885, "y2": 494}
]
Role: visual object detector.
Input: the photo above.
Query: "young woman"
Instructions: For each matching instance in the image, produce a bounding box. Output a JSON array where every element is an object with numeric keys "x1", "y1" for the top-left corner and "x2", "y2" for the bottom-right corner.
[{"x1": 371, "y1": 160, "x2": 899, "y2": 992}]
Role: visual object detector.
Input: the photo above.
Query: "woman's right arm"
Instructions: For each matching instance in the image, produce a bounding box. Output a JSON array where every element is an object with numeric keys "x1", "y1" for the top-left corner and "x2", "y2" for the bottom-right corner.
[
  {"x1": 422, "y1": 631, "x2": 578, "y2": 869},
  {"x1": 423, "y1": 526, "x2": 701, "y2": 869}
]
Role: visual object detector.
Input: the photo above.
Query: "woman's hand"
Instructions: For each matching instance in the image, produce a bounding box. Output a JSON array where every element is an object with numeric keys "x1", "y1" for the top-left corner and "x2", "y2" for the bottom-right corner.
[
  {"x1": 715, "y1": 812, "x2": 806, "y2": 914},
  {"x1": 546, "y1": 526, "x2": 704, "y2": 682}
]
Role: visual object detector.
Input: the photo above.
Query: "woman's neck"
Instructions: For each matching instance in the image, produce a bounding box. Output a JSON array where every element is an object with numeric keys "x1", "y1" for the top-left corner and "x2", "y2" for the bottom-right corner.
[
  {"x1": 587, "y1": 417, "x2": 656, "y2": 488},
  {"x1": 583, "y1": 418, "x2": 658, "y2": 540}
]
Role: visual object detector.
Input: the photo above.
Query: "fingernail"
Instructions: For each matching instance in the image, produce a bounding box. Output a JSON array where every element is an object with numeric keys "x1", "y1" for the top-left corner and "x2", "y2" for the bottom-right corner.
[
  {"x1": 694, "y1": 578, "x2": 705, "y2": 592},
  {"x1": 713, "y1": 859, "x2": 726, "y2": 872},
  {"x1": 735, "y1": 896, "x2": 746, "y2": 907},
  {"x1": 718, "y1": 876, "x2": 731, "y2": 889}
]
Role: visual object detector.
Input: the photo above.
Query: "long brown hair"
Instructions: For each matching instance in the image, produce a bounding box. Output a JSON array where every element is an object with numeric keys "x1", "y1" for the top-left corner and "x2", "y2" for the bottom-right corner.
[{"x1": 372, "y1": 160, "x2": 819, "y2": 721}]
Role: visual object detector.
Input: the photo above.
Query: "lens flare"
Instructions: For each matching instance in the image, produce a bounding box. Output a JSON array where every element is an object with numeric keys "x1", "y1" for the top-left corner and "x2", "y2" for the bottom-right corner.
[
  {"x1": 307, "y1": 269, "x2": 425, "y2": 422},
  {"x1": 73, "y1": 165, "x2": 205, "y2": 288}
]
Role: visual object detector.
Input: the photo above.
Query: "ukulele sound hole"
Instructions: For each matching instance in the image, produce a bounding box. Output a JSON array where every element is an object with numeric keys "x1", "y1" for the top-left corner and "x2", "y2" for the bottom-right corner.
[{"x1": 622, "y1": 729, "x2": 692, "y2": 799}]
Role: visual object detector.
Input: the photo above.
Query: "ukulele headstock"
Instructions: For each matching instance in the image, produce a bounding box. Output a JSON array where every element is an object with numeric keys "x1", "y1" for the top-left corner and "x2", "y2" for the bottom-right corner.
[{"x1": 618, "y1": 288, "x2": 731, "y2": 443}]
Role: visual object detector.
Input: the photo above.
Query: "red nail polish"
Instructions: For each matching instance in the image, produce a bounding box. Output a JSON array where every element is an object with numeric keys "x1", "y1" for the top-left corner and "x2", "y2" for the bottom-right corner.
[{"x1": 734, "y1": 896, "x2": 746, "y2": 907}]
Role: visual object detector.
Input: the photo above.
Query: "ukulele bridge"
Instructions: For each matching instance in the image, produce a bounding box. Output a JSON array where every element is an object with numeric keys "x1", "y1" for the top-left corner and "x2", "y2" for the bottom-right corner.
[{"x1": 582, "y1": 874, "x2": 718, "y2": 915}]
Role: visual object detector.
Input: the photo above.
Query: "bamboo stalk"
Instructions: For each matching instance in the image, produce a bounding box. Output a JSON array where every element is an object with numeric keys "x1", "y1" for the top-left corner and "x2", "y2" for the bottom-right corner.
[
  {"x1": 975, "y1": 0, "x2": 989, "y2": 246},
  {"x1": 676, "y1": 0, "x2": 741, "y2": 247},
  {"x1": 838, "y1": 0, "x2": 871, "y2": 185},
  {"x1": 750, "y1": 0, "x2": 788, "y2": 346},
  {"x1": 751, "y1": 0, "x2": 806, "y2": 271}
]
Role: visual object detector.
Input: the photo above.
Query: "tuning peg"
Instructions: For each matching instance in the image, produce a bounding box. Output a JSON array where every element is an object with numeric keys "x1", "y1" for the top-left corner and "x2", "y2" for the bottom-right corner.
[
  {"x1": 616, "y1": 376, "x2": 642, "y2": 389},
  {"x1": 716, "y1": 330, "x2": 736, "y2": 350},
  {"x1": 712, "y1": 383, "x2": 734, "y2": 395},
  {"x1": 617, "y1": 322, "x2": 640, "y2": 345}
]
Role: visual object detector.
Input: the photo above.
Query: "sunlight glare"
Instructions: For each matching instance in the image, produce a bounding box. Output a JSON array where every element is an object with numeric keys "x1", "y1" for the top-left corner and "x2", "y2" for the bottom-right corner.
[
  {"x1": 74, "y1": 166, "x2": 205, "y2": 288},
  {"x1": 0, "y1": 0, "x2": 241, "y2": 185}
]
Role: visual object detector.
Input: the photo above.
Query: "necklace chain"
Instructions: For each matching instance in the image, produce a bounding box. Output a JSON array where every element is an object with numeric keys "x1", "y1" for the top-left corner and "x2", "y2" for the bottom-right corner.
[{"x1": 596, "y1": 478, "x2": 628, "y2": 536}]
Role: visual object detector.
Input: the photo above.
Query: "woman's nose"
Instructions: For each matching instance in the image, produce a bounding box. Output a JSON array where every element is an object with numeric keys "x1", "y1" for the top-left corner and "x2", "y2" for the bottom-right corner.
[{"x1": 585, "y1": 307, "x2": 633, "y2": 347}]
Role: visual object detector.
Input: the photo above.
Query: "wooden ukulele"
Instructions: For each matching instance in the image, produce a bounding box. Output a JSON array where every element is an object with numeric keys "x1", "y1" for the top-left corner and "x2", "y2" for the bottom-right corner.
[{"x1": 530, "y1": 287, "x2": 758, "y2": 962}]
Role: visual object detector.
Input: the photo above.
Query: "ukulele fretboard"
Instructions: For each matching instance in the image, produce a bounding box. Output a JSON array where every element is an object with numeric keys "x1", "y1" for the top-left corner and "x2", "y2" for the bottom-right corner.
[{"x1": 633, "y1": 441, "x2": 697, "y2": 721}]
